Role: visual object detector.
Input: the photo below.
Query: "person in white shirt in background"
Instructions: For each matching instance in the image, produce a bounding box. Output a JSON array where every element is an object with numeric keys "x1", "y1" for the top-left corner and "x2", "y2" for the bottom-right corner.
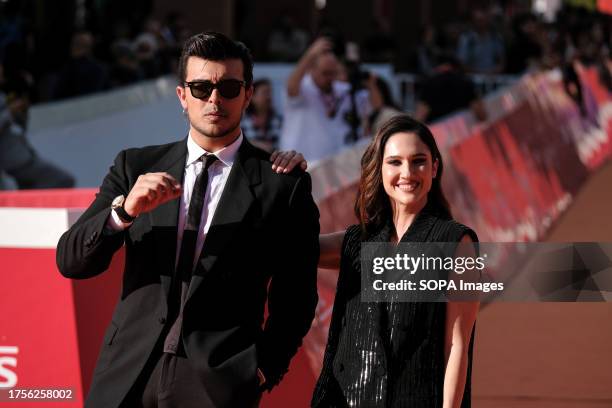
[{"x1": 280, "y1": 37, "x2": 370, "y2": 163}]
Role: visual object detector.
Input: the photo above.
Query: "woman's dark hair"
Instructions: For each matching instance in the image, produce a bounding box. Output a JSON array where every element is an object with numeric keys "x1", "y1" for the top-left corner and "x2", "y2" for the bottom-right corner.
[
  {"x1": 375, "y1": 77, "x2": 400, "y2": 110},
  {"x1": 246, "y1": 78, "x2": 271, "y2": 115},
  {"x1": 178, "y1": 31, "x2": 253, "y2": 86},
  {"x1": 355, "y1": 114, "x2": 451, "y2": 235}
]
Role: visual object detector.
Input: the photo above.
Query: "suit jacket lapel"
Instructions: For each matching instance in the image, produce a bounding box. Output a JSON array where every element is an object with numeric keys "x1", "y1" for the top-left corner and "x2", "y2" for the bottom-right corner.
[
  {"x1": 149, "y1": 138, "x2": 188, "y2": 302},
  {"x1": 186, "y1": 138, "x2": 260, "y2": 304}
]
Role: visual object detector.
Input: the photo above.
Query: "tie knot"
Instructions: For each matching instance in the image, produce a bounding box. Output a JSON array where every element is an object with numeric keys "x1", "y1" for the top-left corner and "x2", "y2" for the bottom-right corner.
[{"x1": 200, "y1": 153, "x2": 218, "y2": 170}]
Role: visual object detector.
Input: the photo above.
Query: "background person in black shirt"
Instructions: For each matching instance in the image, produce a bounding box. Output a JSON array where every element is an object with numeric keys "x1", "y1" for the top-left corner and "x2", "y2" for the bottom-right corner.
[{"x1": 414, "y1": 55, "x2": 487, "y2": 124}]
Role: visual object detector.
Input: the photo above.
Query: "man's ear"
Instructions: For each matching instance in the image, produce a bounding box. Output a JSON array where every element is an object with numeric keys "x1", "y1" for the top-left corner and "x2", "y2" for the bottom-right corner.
[
  {"x1": 243, "y1": 84, "x2": 253, "y2": 111},
  {"x1": 176, "y1": 85, "x2": 188, "y2": 110}
]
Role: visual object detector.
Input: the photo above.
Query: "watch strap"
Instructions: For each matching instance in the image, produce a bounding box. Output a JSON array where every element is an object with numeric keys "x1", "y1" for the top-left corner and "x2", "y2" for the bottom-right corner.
[{"x1": 114, "y1": 205, "x2": 136, "y2": 223}]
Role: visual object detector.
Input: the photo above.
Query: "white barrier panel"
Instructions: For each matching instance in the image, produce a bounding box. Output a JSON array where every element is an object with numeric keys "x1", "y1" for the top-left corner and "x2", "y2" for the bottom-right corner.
[
  {"x1": 25, "y1": 64, "x2": 394, "y2": 189},
  {"x1": 27, "y1": 76, "x2": 187, "y2": 188},
  {"x1": 0, "y1": 208, "x2": 69, "y2": 248}
]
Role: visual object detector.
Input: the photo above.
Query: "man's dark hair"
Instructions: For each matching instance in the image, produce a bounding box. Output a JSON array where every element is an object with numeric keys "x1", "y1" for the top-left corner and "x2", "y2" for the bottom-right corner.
[{"x1": 178, "y1": 31, "x2": 253, "y2": 86}]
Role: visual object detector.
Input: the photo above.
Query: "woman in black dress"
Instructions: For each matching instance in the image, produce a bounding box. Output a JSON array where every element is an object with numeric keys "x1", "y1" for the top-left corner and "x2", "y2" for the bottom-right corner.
[{"x1": 312, "y1": 114, "x2": 479, "y2": 407}]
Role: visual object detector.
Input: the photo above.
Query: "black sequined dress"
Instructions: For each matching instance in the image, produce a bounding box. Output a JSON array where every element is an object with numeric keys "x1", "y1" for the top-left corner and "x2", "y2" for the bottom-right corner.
[{"x1": 312, "y1": 205, "x2": 478, "y2": 408}]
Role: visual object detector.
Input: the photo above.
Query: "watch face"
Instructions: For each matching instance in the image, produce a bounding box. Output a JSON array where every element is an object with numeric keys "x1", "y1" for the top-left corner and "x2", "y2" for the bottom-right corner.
[{"x1": 112, "y1": 195, "x2": 125, "y2": 209}]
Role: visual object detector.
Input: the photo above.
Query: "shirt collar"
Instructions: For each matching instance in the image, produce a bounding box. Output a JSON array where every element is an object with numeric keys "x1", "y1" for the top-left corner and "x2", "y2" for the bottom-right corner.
[{"x1": 186, "y1": 131, "x2": 243, "y2": 167}]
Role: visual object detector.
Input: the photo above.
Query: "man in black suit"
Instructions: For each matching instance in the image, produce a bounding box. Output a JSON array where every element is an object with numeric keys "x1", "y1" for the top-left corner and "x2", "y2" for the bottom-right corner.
[{"x1": 56, "y1": 32, "x2": 320, "y2": 408}]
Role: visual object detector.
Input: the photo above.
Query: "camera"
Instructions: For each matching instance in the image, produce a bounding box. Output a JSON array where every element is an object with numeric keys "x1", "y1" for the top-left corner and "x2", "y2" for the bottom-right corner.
[{"x1": 345, "y1": 60, "x2": 370, "y2": 91}]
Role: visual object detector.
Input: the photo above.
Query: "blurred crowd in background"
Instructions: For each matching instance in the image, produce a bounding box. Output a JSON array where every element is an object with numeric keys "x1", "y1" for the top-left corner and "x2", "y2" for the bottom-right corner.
[{"x1": 1, "y1": 0, "x2": 611, "y2": 188}]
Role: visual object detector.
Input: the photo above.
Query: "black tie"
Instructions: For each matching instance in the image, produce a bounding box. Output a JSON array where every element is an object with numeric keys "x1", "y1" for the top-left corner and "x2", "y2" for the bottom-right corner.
[
  {"x1": 176, "y1": 153, "x2": 218, "y2": 281},
  {"x1": 164, "y1": 153, "x2": 218, "y2": 353}
]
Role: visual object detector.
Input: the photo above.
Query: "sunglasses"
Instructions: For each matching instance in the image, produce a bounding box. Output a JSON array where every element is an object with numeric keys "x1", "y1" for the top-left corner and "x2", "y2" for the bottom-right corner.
[{"x1": 184, "y1": 79, "x2": 246, "y2": 100}]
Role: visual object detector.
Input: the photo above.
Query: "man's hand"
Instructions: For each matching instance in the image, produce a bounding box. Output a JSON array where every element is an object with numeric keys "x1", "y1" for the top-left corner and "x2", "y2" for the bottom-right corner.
[
  {"x1": 287, "y1": 37, "x2": 334, "y2": 97},
  {"x1": 124, "y1": 172, "x2": 181, "y2": 217},
  {"x1": 270, "y1": 150, "x2": 307, "y2": 173},
  {"x1": 304, "y1": 37, "x2": 333, "y2": 63}
]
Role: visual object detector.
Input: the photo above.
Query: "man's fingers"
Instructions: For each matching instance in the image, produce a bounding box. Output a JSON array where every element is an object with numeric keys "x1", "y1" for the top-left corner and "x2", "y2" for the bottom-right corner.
[
  {"x1": 160, "y1": 174, "x2": 181, "y2": 190},
  {"x1": 154, "y1": 180, "x2": 181, "y2": 206},
  {"x1": 139, "y1": 179, "x2": 165, "y2": 192},
  {"x1": 274, "y1": 151, "x2": 296, "y2": 173},
  {"x1": 268, "y1": 150, "x2": 308, "y2": 173},
  {"x1": 130, "y1": 174, "x2": 182, "y2": 213},
  {"x1": 146, "y1": 188, "x2": 158, "y2": 202},
  {"x1": 271, "y1": 150, "x2": 280, "y2": 171},
  {"x1": 158, "y1": 186, "x2": 181, "y2": 206},
  {"x1": 139, "y1": 175, "x2": 179, "y2": 196},
  {"x1": 275, "y1": 157, "x2": 290, "y2": 172},
  {"x1": 158, "y1": 177, "x2": 177, "y2": 194},
  {"x1": 284, "y1": 156, "x2": 299, "y2": 173},
  {"x1": 161, "y1": 173, "x2": 180, "y2": 188},
  {"x1": 286, "y1": 155, "x2": 307, "y2": 173},
  {"x1": 141, "y1": 172, "x2": 179, "y2": 185},
  {"x1": 139, "y1": 184, "x2": 161, "y2": 201},
  {"x1": 270, "y1": 150, "x2": 279, "y2": 163},
  {"x1": 272, "y1": 156, "x2": 284, "y2": 171},
  {"x1": 164, "y1": 183, "x2": 182, "y2": 200},
  {"x1": 148, "y1": 173, "x2": 179, "y2": 184}
]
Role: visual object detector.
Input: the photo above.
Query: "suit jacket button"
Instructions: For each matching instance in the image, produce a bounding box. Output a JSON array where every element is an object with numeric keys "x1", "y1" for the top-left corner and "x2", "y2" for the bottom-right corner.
[
  {"x1": 339, "y1": 363, "x2": 345, "y2": 372},
  {"x1": 158, "y1": 317, "x2": 166, "y2": 324},
  {"x1": 376, "y1": 365, "x2": 386, "y2": 376}
]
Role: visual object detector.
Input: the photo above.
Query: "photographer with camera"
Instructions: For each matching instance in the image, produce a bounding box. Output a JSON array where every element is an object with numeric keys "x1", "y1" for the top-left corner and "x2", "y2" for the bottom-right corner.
[{"x1": 279, "y1": 37, "x2": 370, "y2": 162}]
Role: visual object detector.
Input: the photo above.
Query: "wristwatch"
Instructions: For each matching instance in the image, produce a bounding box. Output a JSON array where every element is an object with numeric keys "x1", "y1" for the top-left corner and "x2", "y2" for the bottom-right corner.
[{"x1": 111, "y1": 195, "x2": 136, "y2": 223}]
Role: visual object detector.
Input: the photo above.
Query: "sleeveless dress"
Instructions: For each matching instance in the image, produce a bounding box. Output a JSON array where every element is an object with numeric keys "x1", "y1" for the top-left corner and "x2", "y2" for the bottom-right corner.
[{"x1": 312, "y1": 204, "x2": 478, "y2": 408}]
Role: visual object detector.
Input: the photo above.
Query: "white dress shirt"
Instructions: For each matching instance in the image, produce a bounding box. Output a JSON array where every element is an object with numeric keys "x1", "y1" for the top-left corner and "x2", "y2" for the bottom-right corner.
[
  {"x1": 279, "y1": 74, "x2": 370, "y2": 162},
  {"x1": 108, "y1": 132, "x2": 243, "y2": 269}
]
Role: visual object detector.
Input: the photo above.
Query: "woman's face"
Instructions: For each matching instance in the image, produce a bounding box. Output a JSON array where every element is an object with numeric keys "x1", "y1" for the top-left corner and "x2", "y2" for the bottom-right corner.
[
  {"x1": 252, "y1": 83, "x2": 272, "y2": 109},
  {"x1": 382, "y1": 132, "x2": 438, "y2": 212}
]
